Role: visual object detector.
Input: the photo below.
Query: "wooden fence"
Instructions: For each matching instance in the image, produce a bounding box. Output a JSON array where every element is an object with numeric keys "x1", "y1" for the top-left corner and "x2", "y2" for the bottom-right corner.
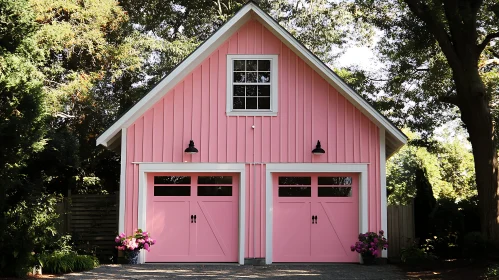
[
  {"x1": 56, "y1": 193, "x2": 118, "y2": 262},
  {"x1": 387, "y1": 203, "x2": 415, "y2": 260}
]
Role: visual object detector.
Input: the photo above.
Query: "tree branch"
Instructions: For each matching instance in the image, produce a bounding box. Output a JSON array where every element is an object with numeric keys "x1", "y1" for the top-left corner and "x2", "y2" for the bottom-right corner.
[
  {"x1": 403, "y1": 0, "x2": 461, "y2": 71},
  {"x1": 439, "y1": 94, "x2": 459, "y2": 106},
  {"x1": 478, "y1": 32, "x2": 499, "y2": 53}
]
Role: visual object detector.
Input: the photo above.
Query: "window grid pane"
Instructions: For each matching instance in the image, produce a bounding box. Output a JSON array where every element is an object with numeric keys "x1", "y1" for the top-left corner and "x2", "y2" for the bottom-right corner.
[{"x1": 232, "y1": 59, "x2": 272, "y2": 111}]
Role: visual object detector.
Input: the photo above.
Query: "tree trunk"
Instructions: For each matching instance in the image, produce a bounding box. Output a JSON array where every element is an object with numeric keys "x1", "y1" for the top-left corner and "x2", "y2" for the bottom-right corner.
[{"x1": 458, "y1": 70, "x2": 499, "y2": 242}]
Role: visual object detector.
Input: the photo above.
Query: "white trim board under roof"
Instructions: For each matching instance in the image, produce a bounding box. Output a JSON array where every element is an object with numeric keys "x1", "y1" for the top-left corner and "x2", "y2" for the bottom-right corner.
[{"x1": 96, "y1": 1, "x2": 407, "y2": 156}]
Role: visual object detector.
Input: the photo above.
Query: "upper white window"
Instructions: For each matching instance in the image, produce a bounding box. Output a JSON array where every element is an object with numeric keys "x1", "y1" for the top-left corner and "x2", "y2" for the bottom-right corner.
[{"x1": 226, "y1": 55, "x2": 278, "y2": 116}]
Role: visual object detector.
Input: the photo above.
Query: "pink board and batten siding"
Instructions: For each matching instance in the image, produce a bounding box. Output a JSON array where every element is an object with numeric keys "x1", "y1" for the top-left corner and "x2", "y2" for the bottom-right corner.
[{"x1": 125, "y1": 18, "x2": 381, "y2": 259}]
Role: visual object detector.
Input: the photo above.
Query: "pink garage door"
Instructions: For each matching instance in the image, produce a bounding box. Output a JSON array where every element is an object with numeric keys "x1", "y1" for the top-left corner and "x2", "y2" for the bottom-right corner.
[
  {"x1": 273, "y1": 173, "x2": 359, "y2": 262},
  {"x1": 146, "y1": 173, "x2": 239, "y2": 262}
]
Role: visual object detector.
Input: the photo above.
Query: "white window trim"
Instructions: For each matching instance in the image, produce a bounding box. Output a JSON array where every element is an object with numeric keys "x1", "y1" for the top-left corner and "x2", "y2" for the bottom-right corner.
[
  {"x1": 226, "y1": 54, "x2": 278, "y2": 116},
  {"x1": 136, "y1": 163, "x2": 246, "y2": 264},
  {"x1": 264, "y1": 163, "x2": 369, "y2": 264}
]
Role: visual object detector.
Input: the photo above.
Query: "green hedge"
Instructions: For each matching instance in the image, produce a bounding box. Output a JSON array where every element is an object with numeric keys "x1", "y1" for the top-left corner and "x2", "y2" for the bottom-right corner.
[{"x1": 40, "y1": 252, "x2": 99, "y2": 274}]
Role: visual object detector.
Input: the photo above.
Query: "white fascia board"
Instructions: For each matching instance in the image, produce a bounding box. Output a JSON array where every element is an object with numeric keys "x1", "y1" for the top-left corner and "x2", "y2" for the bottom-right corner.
[
  {"x1": 249, "y1": 4, "x2": 407, "y2": 146},
  {"x1": 96, "y1": 6, "x2": 253, "y2": 147}
]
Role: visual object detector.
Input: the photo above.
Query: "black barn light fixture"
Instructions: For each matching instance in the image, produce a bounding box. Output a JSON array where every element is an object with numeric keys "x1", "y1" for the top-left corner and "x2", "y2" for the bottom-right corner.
[
  {"x1": 312, "y1": 140, "x2": 325, "y2": 155},
  {"x1": 184, "y1": 140, "x2": 199, "y2": 154}
]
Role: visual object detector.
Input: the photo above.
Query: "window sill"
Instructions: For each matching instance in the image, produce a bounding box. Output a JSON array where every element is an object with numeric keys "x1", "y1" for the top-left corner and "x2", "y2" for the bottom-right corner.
[{"x1": 226, "y1": 111, "x2": 278, "y2": 117}]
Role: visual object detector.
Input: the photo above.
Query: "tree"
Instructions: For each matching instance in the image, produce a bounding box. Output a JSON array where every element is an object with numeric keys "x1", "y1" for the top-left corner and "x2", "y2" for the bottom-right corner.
[
  {"x1": 414, "y1": 167, "x2": 437, "y2": 244},
  {"x1": 28, "y1": 0, "x2": 167, "y2": 194},
  {"x1": 387, "y1": 128, "x2": 476, "y2": 204},
  {"x1": 355, "y1": 0, "x2": 499, "y2": 242},
  {"x1": 0, "y1": 0, "x2": 61, "y2": 275}
]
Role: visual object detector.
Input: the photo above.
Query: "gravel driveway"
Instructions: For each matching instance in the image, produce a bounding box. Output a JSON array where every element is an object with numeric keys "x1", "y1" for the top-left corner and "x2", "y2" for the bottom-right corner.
[{"x1": 59, "y1": 264, "x2": 407, "y2": 279}]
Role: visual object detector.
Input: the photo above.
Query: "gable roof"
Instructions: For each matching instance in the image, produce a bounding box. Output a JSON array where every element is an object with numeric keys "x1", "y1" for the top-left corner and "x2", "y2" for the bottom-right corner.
[{"x1": 97, "y1": 1, "x2": 407, "y2": 157}]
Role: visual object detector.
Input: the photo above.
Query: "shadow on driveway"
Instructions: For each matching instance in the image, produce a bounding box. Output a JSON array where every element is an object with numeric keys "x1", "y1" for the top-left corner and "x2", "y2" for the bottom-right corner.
[{"x1": 60, "y1": 264, "x2": 407, "y2": 279}]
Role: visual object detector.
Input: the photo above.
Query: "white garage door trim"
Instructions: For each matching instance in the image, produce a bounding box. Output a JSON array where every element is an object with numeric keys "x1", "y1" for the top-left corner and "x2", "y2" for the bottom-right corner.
[
  {"x1": 265, "y1": 163, "x2": 369, "y2": 264},
  {"x1": 137, "y1": 163, "x2": 246, "y2": 264}
]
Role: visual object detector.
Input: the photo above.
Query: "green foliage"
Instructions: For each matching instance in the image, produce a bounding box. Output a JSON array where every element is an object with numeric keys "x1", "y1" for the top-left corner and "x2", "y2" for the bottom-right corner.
[
  {"x1": 351, "y1": 0, "x2": 499, "y2": 136},
  {"x1": 414, "y1": 167, "x2": 437, "y2": 244},
  {"x1": 416, "y1": 198, "x2": 481, "y2": 259},
  {"x1": 0, "y1": 194, "x2": 62, "y2": 277},
  {"x1": 40, "y1": 252, "x2": 98, "y2": 274},
  {"x1": 462, "y1": 232, "x2": 488, "y2": 259},
  {"x1": 485, "y1": 264, "x2": 499, "y2": 278},
  {"x1": 387, "y1": 128, "x2": 476, "y2": 205},
  {"x1": 400, "y1": 241, "x2": 435, "y2": 264},
  {"x1": 268, "y1": 0, "x2": 374, "y2": 64},
  {"x1": 26, "y1": 0, "x2": 166, "y2": 195},
  {"x1": 0, "y1": 0, "x2": 55, "y2": 276}
]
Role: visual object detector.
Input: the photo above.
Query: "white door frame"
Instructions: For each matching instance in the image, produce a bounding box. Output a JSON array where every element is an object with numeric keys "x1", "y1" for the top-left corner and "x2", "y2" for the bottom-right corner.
[
  {"x1": 265, "y1": 163, "x2": 369, "y2": 264},
  {"x1": 136, "y1": 163, "x2": 246, "y2": 264}
]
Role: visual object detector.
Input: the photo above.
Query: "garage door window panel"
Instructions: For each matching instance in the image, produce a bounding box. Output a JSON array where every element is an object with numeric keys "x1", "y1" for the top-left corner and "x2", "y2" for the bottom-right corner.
[
  {"x1": 154, "y1": 176, "x2": 191, "y2": 184},
  {"x1": 278, "y1": 176, "x2": 312, "y2": 197},
  {"x1": 198, "y1": 176, "x2": 233, "y2": 184},
  {"x1": 198, "y1": 186, "x2": 232, "y2": 196},
  {"x1": 154, "y1": 186, "x2": 191, "y2": 196},
  {"x1": 318, "y1": 176, "x2": 353, "y2": 198}
]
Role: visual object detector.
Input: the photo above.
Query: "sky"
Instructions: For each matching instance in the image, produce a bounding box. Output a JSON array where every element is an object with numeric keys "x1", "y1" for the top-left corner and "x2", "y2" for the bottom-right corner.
[{"x1": 337, "y1": 46, "x2": 378, "y2": 70}]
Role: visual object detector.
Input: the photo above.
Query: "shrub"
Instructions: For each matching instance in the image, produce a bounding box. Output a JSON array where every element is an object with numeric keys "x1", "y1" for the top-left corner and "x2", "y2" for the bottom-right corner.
[
  {"x1": 40, "y1": 252, "x2": 99, "y2": 274},
  {"x1": 462, "y1": 231, "x2": 488, "y2": 258},
  {"x1": 484, "y1": 264, "x2": 499, "y2": 278},
  {"x1": 400, "y1": 240, "x2": 436, "y2": 264},
  {"x1": 0, "y1": 194, "x2": 62, "y2": 277}
]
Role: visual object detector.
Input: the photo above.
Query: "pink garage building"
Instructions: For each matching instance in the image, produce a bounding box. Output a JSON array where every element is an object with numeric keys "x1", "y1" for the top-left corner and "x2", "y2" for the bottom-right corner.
[{"x1": 97, "y1": 2, "x2": 406, "y2": 264}]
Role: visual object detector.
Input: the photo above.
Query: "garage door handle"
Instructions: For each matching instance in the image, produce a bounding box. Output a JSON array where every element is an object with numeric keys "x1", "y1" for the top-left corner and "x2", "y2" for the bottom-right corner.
[
  {"x1": 194, "y1": 215, "x2": 197, "y2": 223},
  {"x1": 315, "y1": 215, "x2": 318, "y2": 224},
  {"x1": 191, "y1": 215, "x2": 194, "y2": 223},
  {"x1": 312, "y1": 215, "x2": 317, "y2": 224}
]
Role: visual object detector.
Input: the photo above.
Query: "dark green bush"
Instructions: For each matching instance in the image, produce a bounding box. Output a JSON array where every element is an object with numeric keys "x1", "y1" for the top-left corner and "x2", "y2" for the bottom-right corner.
[
  {"x1": 40, "y1": 252, "x2": 99, "y2": 274},
  {"x1": 462, "y1": 231, "x2": 488, "y2": 258},
  {"x1": 0, "y1": 194, "x2": 62, "y2": 277},
  {"x1": 400, "y1": 240, "x2": 436, "y2": 264}
]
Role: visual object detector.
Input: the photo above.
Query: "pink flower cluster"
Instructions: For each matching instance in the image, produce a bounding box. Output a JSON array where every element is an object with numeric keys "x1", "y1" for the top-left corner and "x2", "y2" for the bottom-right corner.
[
  {"x1": 350, "y1": 230, "x2": 388, "y2": 257},
  {"x1": 115, "y1": 229, "x2": 156, "y2": 252}
]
